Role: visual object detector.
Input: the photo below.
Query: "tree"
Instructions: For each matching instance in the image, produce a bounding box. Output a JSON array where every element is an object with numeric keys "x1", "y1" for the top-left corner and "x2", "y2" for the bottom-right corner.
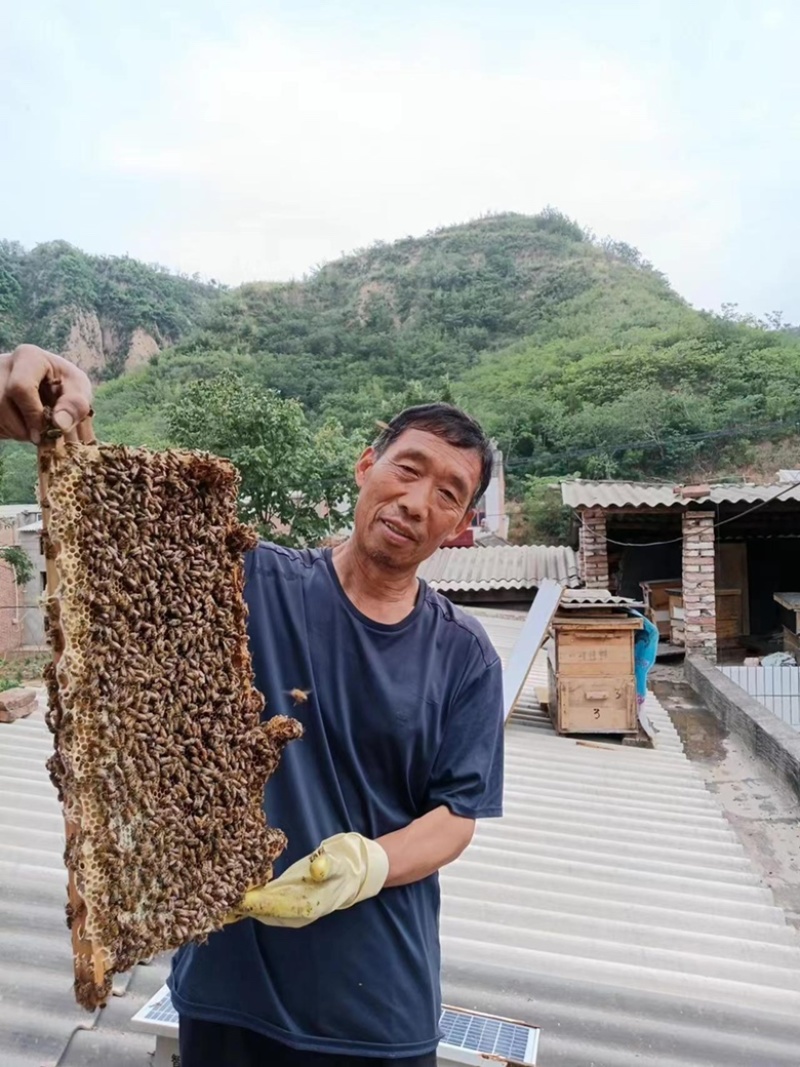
[
  {"x1": 518, "y1": 477, "x2": 574, "y2": 545},
  {"x1": 167, "y1": 372, "x2": 359, "y2": 546},
  {"x1": 0, "y1": 546, "x2": 34, "y2": 586}
]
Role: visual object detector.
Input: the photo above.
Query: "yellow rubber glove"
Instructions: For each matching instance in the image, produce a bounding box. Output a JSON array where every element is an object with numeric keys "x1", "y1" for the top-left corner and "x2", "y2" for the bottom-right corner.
[{"x1": 227, "y1": 833, "x2": 390, "y2": 929}]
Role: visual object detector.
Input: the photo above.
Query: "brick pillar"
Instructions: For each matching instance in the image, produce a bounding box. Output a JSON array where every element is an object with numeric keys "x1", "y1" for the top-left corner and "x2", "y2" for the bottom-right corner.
[
  {"x1": 579, "y1": 508, "x2": 609, "y2": 589},
  {"x1": 682, "y1": 511, "x2": 717, "y2": 661}
]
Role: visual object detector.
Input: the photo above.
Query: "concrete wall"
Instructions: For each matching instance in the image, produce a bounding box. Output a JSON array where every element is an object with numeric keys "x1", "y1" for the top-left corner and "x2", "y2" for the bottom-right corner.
[
  {"x1": 720, "y1": 665, "x2": 800, "y2": 732},
  {"x1": 0, "y1": 522, "x2": 19, "y2": 654},
  {"x1": 0, "y1": 510, "x2": 43, "y2": 655},
  {"x1": 685, "y1": 655, "x2": 800, "y2": 799},
  {"x1": 18, "y1": 528, "x2": 46, "y2": 649},
  {"x1": 479, "y1": 445, "x2": 508, "y2": 540}
]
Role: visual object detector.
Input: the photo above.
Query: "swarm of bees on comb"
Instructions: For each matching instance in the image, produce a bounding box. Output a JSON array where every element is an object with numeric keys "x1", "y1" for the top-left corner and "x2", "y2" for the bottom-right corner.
[{"x1": 39, "y1": 434, "x2": 302, "y2": 1010}]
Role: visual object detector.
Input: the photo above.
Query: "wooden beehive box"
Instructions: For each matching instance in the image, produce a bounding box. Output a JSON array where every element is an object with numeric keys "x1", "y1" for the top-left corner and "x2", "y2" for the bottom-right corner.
[
  {"x1": 774, "y1": 593, "x2": 800, "y2": 657},
  {"x1": 668, "y1": 589, "x2": 684, "y2": 645},
  {"x1": 716, "y1": 589, "x2": 743, "y2": 647},
  {"x1": 546, "y1": 612, "x2": 642, "y2": 735},
  {"x1": 669, "y1": 589, "x2": 742, "y2": 648},
  {"x1": 640, "y1": 578, "x2": 681, "y2": 639}
]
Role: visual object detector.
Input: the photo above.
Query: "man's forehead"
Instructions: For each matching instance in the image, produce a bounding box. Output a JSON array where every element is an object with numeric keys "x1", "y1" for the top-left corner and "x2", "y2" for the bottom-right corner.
[
  {"x1": 383, "y1": 429, "x2": 482, "y2": 485},
  {"x1": 385, "y1": 427, "x2": 472, "y2": 459}
]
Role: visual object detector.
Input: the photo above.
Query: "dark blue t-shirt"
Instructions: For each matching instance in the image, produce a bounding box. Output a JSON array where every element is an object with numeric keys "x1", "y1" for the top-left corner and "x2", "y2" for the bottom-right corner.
[{"x1": 169, "y1": 544, "x2": 504, "y2": 1057}]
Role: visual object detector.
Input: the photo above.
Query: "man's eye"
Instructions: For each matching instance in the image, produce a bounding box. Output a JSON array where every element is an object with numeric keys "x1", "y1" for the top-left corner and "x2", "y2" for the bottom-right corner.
[
  {"x1": 439, "y1": 488, "x2": 458, "y2": 504},
  {"x1": 400, "y1": 465, "x2": 418, "y2": 476}
]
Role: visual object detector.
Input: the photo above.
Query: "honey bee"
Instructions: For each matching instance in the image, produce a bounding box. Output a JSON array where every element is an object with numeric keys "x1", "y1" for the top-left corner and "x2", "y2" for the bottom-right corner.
[{"x1": 287, "y1": 688, "x2": 311, "y2": 705}]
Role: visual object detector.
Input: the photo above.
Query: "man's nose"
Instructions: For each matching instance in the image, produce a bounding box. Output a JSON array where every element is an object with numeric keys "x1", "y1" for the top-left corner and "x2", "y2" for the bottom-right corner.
[{"x1": 399, "y1": 478, "x2": 430, "y2": 520}]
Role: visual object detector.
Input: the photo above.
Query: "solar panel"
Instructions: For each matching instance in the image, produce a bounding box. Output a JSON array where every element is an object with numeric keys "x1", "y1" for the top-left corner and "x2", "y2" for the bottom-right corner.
[
  {"x1": 132, "y1": 987, "x2": 539, "y2": 1064},
  {"x1": 131, "y1": 985, "x2": 179, "y2": 1038},
  {"x1": 440, "y1": 1007, "x2": 539, "y2": 1064}
]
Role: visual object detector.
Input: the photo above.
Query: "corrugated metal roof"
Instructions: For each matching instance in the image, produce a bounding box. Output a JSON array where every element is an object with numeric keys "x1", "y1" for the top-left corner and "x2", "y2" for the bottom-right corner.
[
  {"x1": 561, "y1": 479, "x2": 800, "y2": 510},
  {"x1": 0, "y1": 702, "x2": 165, "y2": 1067},
  {"x1": 444, "y1": 607, "x2": 800, "y2": 1066},
  {"x1": 418, "y1": 545, "x2": 581, "y2": 592},
  {"x1": 0, "y1": 504, "x2": 40, "y2": 523},
  {"x1": 559, "y1": 589, "x2": 642, "y2": 607},
  {"x1": 5, "y1": 635, "x2": 800, "y2": 1065}
]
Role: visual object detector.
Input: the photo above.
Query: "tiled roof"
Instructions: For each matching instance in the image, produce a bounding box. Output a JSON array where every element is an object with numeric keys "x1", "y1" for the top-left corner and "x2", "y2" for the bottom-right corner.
[
  {"x1": 561, "y1": 479, "x2": 800, "y2": 510},
  {"x1": 418, "y1": 545, "x2": 581, "y2": 592}
]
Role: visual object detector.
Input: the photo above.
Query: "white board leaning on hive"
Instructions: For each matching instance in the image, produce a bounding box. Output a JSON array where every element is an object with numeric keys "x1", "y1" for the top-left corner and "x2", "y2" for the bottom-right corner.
[{"x1": 38, "y1": 432, "x2": 302, "y2": 1011}]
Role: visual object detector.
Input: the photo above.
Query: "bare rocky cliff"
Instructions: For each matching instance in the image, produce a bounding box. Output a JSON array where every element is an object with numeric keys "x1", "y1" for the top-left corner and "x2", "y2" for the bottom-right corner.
[
  {"x1": 62, "y1": 310, "x2": 161, "y2": 376},
  {"x1": 0, "y1": 239, "x2": 221, "y2": 379}
]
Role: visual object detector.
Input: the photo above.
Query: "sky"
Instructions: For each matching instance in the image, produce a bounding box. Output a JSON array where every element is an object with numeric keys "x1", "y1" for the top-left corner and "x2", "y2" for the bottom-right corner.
[{"x1": 1, "y1": 0, "x2": 798, "y2": 319}]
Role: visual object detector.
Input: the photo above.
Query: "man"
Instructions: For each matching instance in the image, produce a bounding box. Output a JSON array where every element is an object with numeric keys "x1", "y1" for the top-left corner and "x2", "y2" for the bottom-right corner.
[{"x1": 0, "y1": 344, "x2": 505, "y2": 1066}]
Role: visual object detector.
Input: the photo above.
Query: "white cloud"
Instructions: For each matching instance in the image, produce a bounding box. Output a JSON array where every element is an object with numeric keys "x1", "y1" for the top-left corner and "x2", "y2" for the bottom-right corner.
[{"x1": 100, "y1": 21, "x2": 735, "y2": 298}]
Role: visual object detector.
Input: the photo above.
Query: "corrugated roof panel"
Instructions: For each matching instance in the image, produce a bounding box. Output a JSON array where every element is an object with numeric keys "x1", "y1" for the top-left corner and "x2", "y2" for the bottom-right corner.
[
  {"x1": 418, "y1": 545, "x2": 581, "y2": 591},
  {"x1": 444, "y1": 608, "x2": 800, "y2": 1066},
  {"x1": 0, "y1": 504, "x2": 39, "y2": 519},
  {"x1": 0, "y1": 705, "x2": 162, "y2": 1067},
  {"x1": 561, "y1": 481, "x2": 681, "y2": 509},
  {"x1": 560, "y1": 589, "x2": 642, "y2": 607},
  {"x1": 5, "y1": 630, "x2": 800, "y2": 1065},
  {"x1": 561, "y1": 480, "x2": 800, "y2": 510}
]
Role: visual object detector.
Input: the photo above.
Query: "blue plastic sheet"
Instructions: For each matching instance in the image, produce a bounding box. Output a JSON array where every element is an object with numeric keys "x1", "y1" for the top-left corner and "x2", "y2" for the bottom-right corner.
[{"x1": 630, "y1": 610, "x2": 660, "y2": 705}]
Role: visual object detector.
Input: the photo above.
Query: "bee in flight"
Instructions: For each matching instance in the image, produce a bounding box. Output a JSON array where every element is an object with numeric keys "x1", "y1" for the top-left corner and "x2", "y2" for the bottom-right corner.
[{"x1": 287, "y1": 688, "x2": 311, "y2": 705}]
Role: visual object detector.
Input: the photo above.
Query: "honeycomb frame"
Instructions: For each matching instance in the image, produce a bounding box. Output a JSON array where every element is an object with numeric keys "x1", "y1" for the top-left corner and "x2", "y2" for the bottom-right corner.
[{"x1": 38, "y1": 431, "x2": 302, "y2": 1010}]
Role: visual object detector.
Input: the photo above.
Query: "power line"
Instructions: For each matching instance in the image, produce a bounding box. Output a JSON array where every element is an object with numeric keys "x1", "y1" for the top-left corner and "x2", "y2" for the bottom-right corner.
[
  {"x1": 587, "y1": 480, "x2": 800, "y2": 549},
  {"x1": 503, "y1": 416, "x2": 800, "y2": 469}
]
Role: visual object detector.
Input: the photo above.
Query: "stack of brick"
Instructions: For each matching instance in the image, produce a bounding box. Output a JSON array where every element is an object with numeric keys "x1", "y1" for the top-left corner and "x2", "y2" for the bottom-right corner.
[
  {"x1": 579, "y1": 508, "x2": 609, "y2": 589},
  {"x1": 682, "y1": 511, "x2": 717, "y2": 660}
]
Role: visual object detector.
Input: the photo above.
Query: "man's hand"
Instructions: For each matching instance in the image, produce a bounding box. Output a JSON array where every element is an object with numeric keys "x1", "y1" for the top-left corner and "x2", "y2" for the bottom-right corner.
[
  {"x1": 227, "y1": 833, "x2": 389, "y2": 929},
  {"x1": 0, "y1": 345, "x2": 94, "y2": 444}
]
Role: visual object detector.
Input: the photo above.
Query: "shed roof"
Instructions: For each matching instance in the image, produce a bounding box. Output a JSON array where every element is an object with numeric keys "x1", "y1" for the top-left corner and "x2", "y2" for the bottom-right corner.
[
  {"x1": 559, "y1": 589, "x2": 641, "y2": 607},
  {"x1": 561, "y1": 479, "x2": 800, "y2": 511},
  {"x1": 5, "y1": 634, "x2": 800, "y2": 1066},
  {"x1": 0, "y1": 504, "x2": 40, "y2": 522},
  {"x1": 442, "y1": 607, "x2": 800, "y2": 1066},
  {"x1": 0, "y1": 703, "x2": 167, "y2": 1067},
  {"x1": 418, "y1": 545, "x2": 581, "y2": 592}
]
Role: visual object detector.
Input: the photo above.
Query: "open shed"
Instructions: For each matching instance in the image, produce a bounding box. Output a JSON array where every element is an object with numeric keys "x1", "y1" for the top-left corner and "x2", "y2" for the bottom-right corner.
[{"x1": 561, "y1": 479, "x2": 800, "y2": 661}]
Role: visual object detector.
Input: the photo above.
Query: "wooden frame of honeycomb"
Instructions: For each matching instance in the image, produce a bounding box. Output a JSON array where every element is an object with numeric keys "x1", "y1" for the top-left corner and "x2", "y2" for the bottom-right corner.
[{"x1": 38, "y1": 429, "x2": 302, "y2": 1010}]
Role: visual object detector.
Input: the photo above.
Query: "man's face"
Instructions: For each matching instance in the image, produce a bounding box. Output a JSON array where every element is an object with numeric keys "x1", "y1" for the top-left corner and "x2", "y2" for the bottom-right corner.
[{"x1": 352, "y1": 428, "x2": 482, "y2": 570}]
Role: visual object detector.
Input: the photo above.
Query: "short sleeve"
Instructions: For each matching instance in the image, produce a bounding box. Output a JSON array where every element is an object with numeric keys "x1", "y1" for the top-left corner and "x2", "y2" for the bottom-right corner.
[{"x1": 425, "y1": 656, "x2": 504, "y2": 819}]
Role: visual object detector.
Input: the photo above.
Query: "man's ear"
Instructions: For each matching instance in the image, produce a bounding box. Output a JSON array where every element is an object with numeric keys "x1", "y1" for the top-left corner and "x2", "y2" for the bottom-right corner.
[
  {"x1": 452, "y1": 507, "x2": 476, "y2": 538},
  {"x1": 355, "y1": 446, "x2": 377, "y2": 488}
]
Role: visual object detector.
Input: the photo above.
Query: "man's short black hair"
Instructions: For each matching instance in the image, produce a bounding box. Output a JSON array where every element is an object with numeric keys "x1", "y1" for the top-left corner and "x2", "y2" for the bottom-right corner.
[{"x1": 372, "y1": 403, "x2": 493, "y2": 508}]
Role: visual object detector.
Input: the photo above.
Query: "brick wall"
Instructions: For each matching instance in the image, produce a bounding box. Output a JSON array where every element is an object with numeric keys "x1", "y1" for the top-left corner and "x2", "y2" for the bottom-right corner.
[
  {"x1": 682, "y1": 511, "x2": 717, "y2": 660},
  {"x1": 579, "y1": 508, "x2": 609, "y2": 589}
]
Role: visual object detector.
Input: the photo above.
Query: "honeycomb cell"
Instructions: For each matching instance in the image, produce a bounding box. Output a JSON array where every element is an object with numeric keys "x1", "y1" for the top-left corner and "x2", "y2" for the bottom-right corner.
[{"x1": 41, "y1": 443, "x2": 303, "y2": 1011}]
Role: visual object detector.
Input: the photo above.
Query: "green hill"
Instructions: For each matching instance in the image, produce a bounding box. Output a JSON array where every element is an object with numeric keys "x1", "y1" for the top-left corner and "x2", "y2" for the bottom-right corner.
[
  {"x1": 3, "y1": 211, "x2": 800, "y2": 506},
  {"x1": 0, "y1": 239, "x2": 221, "y2": 378}
]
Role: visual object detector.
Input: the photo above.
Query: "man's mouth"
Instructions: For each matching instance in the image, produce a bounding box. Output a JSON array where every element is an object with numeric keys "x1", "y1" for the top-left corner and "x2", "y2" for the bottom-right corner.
[{"x1": 381, "y1": 518, "x2": 416, "y2": 542}]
